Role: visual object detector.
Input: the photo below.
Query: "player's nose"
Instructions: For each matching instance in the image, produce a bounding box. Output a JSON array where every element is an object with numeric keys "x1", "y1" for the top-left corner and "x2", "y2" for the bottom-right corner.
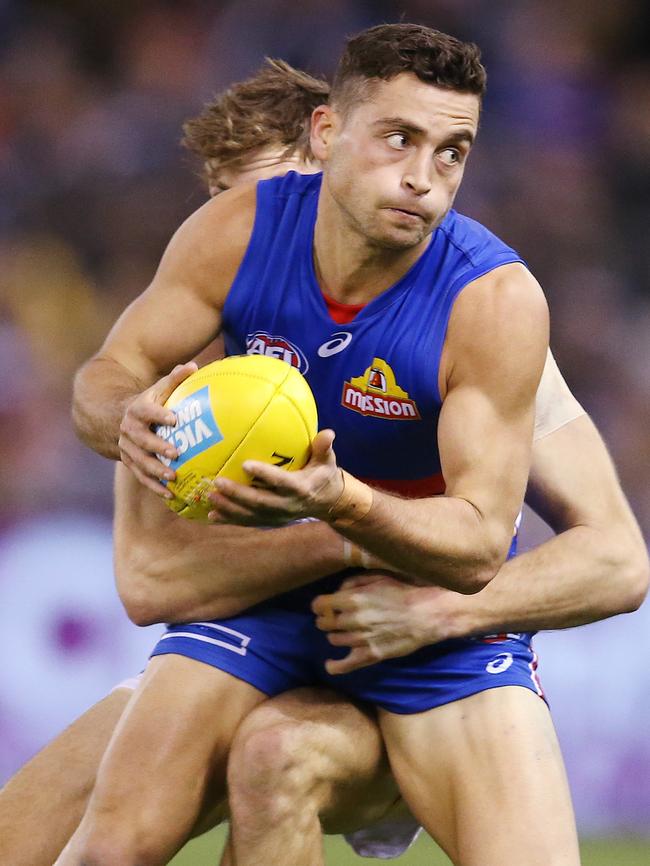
[{"x1": 402, "y1": 154, "x2": 432, "y2": 196}]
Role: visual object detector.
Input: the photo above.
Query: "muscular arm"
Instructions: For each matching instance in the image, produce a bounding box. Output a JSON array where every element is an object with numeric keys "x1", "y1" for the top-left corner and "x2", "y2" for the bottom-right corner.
[
  {"x1": 217, "y1": 263, "x2": 549, "y2": 594},
  {"x1": 347, "y1": 267, "x2": 547, "y2": 590},
  {"x1": 113, "y1": 464, "x2": 350, "y2": 625},
  {"x1": 422, "y1": 414, "x2": 648, "y2": 636},
  {"x1": 72, "y1": 184, "x2": 256, "y2": 460},
  {"x1": 314, "y1": 414, "x2": 649, "y2": 673}
]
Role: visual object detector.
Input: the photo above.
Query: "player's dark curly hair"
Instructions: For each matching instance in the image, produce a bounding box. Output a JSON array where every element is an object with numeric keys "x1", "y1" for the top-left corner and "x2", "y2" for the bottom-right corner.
[
  {"x1": 330, "y1": 23, "x2": 486, "y2": 112},
  {"x1": 182, "y1": 58, "x2": 330, "y2": 173}
]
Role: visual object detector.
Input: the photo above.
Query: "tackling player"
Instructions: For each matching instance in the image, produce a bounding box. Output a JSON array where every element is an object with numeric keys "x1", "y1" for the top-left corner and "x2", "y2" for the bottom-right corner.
[{"x1": 2, "y1": 47, "x2": 645, "y2": 866}]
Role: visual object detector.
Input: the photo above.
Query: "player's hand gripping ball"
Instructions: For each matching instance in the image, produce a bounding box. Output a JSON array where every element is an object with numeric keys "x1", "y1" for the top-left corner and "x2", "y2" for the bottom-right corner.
[{"x1": 156, "y1": 355, "x2": 318, "y2": 521}]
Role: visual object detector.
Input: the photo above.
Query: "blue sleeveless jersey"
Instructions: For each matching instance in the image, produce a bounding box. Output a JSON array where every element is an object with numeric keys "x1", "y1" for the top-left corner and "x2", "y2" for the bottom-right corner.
[
  {"x1": 151, "y1": 172, "x2": 542, "y2": 708},
  {"x1": 223, "y1": 171, "x2": 525, "y2": 499}
]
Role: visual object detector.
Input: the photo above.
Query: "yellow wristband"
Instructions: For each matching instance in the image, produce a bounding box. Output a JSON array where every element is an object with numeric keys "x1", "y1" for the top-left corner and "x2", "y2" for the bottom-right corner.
[{"x1": 329, "y1": 471, "x2": 374, "y2": 528}]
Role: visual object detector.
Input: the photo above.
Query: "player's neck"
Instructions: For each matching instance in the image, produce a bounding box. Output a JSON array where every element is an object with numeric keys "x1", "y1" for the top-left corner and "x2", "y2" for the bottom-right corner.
[{"x1": 313, "y1": 186, "x2": 430, "y2": 305}]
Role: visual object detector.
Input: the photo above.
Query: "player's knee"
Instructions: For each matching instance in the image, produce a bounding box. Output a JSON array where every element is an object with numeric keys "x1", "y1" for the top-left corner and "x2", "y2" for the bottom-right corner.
[
  {"x1": 228, "y1": 718, "x2": 322, "y2": 819},
  {"x1": 230, "y1": 720, "x2": 299, "y2": 792}
]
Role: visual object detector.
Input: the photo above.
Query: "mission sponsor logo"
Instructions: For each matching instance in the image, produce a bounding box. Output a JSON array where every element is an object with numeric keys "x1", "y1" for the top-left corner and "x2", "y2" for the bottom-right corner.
[
  {"x1": 246, "y1": 331, "x2": 309, "y2": 373},
  {"x1": 342, "y1": 357, "x2": 421, "y2": 420}
]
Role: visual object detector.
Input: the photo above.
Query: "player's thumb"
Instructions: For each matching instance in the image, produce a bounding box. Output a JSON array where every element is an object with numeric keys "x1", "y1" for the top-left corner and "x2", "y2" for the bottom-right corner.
[
  {"x1": 311, "y1": 429, "x2": 336, "y2": 463},
  {"x1": 158, "y1": 363, "x2": 198, "y2": 402}
]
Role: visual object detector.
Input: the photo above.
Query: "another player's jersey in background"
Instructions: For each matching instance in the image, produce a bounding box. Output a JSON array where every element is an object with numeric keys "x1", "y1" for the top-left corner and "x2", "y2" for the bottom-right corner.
[{"x1": 221, "y1": 171, "x2": 526, "y2": 606}]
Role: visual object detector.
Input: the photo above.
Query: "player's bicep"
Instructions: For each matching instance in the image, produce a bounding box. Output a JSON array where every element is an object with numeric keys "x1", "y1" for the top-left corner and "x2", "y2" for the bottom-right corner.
[
  {"x1": 438, "y1": 378, "x2": 534, "y2": 521},
  {"x1": 99, "y1": 276, "x2": 220, "y2": 385},
  {"x1": 439, "y1": 264, "x2": 548, "y2": 526},
  {"x1": 96, "y1": 185, "x2": 256, "y2": 384}
]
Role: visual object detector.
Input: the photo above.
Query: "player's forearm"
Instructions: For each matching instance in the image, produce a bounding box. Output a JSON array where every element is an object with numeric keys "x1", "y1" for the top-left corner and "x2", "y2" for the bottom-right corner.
[
  {"x1": 334, "y1": 482, "x2": 511, "y2": 594},
  {"x1": 119, "y1": 520, "x2": 347, "y2": 625},
  {"x1": 72, "y1": 356, "x2": 144, "y2": 458},
  {"x1": 432, "y1": 524, "x2": 648, "y2": 639}
]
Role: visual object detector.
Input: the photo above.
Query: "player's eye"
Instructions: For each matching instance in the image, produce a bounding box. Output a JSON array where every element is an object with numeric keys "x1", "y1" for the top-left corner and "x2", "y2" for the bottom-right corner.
[
  {"x1": 385, "y1": 133, "x2": 409, "y2": 150},
  {"x1": 437, "y1": 148, "x2": 461, "y2": 167}
]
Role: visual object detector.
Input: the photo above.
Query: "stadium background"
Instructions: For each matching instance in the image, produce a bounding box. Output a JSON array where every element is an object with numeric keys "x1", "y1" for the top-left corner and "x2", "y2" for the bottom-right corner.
[{"x1": 0, "y1": 0, "x2": 649, "y2": 862}]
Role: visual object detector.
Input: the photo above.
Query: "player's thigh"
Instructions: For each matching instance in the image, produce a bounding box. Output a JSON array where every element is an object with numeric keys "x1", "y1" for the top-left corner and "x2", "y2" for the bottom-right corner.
[
  {"x1": 380, "y1": 686, "x2": 580, "y2": 866},
  {"x1": 228, "y1": 687, "x2": 400, "y2": 834},
  {"x1": 0, "y1": 688, "x2": 131, "y2": 866},
  {"x1": 89, "y1": 654, "x2": 266, "y2": 824}
]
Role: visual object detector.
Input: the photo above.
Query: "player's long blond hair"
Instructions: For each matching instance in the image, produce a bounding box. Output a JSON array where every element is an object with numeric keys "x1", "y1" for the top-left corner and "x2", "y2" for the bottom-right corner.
[{"x1": 182, "y1": 59, "x2": 330, "y2": 173}]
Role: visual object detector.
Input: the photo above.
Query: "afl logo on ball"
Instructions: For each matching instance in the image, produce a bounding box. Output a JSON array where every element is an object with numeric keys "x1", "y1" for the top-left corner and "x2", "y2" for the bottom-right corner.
[{"x1": 246, "y1": 332, "x2": 309, "y2": 373}]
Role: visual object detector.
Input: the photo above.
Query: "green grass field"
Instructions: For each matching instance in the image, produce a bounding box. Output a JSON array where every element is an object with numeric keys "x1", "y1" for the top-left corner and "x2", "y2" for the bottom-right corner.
[{"x1": 169, "y1": 826, "x2": 650, "y2": 865}]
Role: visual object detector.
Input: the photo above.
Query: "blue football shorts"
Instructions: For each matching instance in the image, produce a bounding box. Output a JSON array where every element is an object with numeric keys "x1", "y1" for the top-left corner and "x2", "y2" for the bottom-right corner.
[{"x1": 150, "y1": 588, "x2": 544, "y2": 715}]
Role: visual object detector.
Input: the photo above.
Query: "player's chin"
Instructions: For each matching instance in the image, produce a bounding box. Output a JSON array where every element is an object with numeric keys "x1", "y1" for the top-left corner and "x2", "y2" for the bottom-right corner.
[
  {"x1": 372, "y1": 212, "x2": 430, "y2": 249},
  {"x1": 372, "y1": 224, "x2": 428, "y2": 250}
]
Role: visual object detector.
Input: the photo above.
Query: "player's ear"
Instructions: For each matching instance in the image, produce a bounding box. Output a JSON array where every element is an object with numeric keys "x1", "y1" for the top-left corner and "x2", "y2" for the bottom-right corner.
[{"x1": 310, "y1": 104, "x2": 337, "y2": 161}]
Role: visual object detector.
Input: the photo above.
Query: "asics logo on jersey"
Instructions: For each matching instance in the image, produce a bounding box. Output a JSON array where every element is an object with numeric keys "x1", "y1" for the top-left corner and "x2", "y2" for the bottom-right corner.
[
  {"x1": 317, "y1": 332, "x2": 353, "y2": 358},
  {"x1": 342, "y1": 357, "x2": 421, "y2": 420},
  {"x1": 246, "y1": 332, "x2": 309, "y2": 373}
]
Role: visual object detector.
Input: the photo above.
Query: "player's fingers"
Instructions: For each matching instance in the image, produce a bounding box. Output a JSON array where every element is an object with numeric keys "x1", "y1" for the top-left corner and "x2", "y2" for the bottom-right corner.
[
  {"x1": 206, "y1": 495, "x2": 260, "y2": 524},
  {"x1": 325, "y1": 630, "x2": 367, "y2": 648},
  {"x1": 121, "y1": 452, "x2": 173, "y2": 498},
  {"x1": 312, "y1": 592, "x2": 353, "y2": 617},
  {"x1": 324, "y1": 648, "x2": 376, "y2": 676},
  {"x1": 212, "y1": 477, "x2": 300, "y2": 515},
  {"x1": 240, "y1": 460, "x2": 297, "y2": 491},
  {"x1": 128, "y1": 399, "x2": 178, "y2": 430},
  {"x1": 207, "y1": 495, "x2": 290, "y2": 527},
  {"x1": 119, "y1": 437, "x2": 175, "y2": 483},
  {"x1": 314, "y1": 612, "x2": 337, "y2": 631},
  {"x1": 314, "y1": 610, "x2": 360, "y2": 632},
  {"x1": 123, "y1": 424, "x2": 178, "y2": 460}
]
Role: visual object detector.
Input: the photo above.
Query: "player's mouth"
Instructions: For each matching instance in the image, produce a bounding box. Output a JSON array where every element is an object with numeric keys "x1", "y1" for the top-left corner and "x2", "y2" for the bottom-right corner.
[{"x1": 385, "y1": 206, "x2": 428, "y2": 223}]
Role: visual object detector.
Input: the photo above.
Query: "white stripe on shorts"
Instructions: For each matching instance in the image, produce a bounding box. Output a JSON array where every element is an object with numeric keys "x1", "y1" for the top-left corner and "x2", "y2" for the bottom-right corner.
[{"x1": 158, "y1": 625, "x2": 250, "y2": 656}]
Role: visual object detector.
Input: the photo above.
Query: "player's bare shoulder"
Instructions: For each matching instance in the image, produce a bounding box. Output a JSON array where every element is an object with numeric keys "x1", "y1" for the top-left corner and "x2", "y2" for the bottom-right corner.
[
  {"x1": 442, "y1": 263, "x2": 549, "y2": 399},
  {"x1": 153, "y1": 182, "x2": 258, "y2": 309},
  {"x1": 450, "y1": 263, "x2": 548, "y2": 348}
]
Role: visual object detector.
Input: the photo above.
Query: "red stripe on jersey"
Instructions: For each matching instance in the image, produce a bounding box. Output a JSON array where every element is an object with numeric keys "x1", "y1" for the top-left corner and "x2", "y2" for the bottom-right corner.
[
  {"x1": 359, "y1": 473, "x2": 446, "y2": 498},
  {"x1": 323, "y1": 292, "x2": 366, "y2": 324}
]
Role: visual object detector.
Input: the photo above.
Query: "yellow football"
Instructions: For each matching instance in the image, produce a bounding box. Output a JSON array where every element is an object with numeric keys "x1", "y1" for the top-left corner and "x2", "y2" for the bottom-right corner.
[{"x1": 156, "y1": 355, "x2": 318, "y2": 521}]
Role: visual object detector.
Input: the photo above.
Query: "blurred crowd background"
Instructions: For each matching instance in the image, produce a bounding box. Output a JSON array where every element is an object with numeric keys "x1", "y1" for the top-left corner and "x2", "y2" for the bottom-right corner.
[{"x1": 1, "y1": 0, "x2": 649, "y2": 843}]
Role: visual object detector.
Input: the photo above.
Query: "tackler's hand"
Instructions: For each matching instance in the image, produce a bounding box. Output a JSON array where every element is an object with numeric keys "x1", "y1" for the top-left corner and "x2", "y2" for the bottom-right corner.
[
  {"x1": 118, "y1": 362, "x2": 198, "y2": 498},
  {"x1": 207, "y1": 429, "x2": 345, "y2": 526},
  {"x1": 312, "y1": 573, "x2": 456, "y2": 675}
]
